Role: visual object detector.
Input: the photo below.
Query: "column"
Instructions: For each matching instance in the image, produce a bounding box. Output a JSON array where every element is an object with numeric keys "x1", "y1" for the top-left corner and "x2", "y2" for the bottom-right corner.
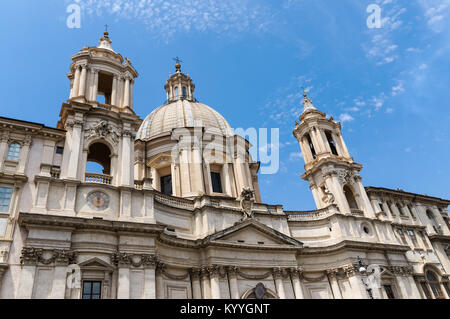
[
  {"x1": 209, "y1": 266, "x2": 221, "y2": 299},
  {"x1": 291, "y1": 268, "x2": 305, "y2": 299},
  {"x1": 344, "y1": 266, "x2": 366, "y2": 298},
  {"x1": 91, "y1": 69, "x2": 98, "y2": 102},
  {"x1": 355, "y1": 177, "x2": 376, "y2": 218},
  {"x1": 156, "y1": 263, "x2": 165, "y2": 299},
  {"x1": 123, "y1": 76, "x2": 130, "y2": 108},
  {"x1": 273, "y1": 268, "x2": 286, "y2": 299},
  {"x1": 337, "y1": 133, "x2": 351, "y2": 158},
  {"x1": 200, "y1": 268, "x2": 211, "y2": 299},
  {"x1": 67, "y1": 117, "x2": 83, "y2": 179},
  {"x1": 51, "y1": 265, "x2": 68, "y2": 299},
  {"x1": 17, "y1": 248, "x2": 40, "y2": 299},
  {"x1": 72, "y1": 66, "x2": 81, "y2": 98},
  {"x1": 111, "y1": 75, "x2": 118, "y2": 106},
  {"x1": 121, "y1": 127, "x2": 132, "y2": 186},
  {"x1": 432, "y1": 207, "x2": 450, "y2": 236},
  {"x1": 0, "y1": 132, "x2": 9, "y2": 172},
  {"x1": 17, "y1": 136, "x2": 32, "y2": 175},
  {"x1": 117, "y1": 268, "x2": 130, "y2": 299},
  {"x1": 143, "y1": 265, "x2": 156, "y2": 299},
  {"x1": 191, "y1": 143, "x2": 204, "y2": 194},
  {"x1": 17, "y1": 265, "x2": 37, "y2": 298},
  {"x1": 327, "y1": 269, "x2": 343, "y2": 299},
  {"x1": 78, "y1": 64, "x2": 88, "y2": 99},
  {"x1": 130, "y1": 80, "x2": 134, "y2": 109},
  {"x1": 309, "y1": 183, "x2": 322, "y2": 209},
  {"x1": 227, "y1": 267, "x2": 240, "y2": 299},
  {"x1": 300, "y1": 138, "x2": 313, "y2": 162},
  {"x1": 190, "y1": 268, "x2": 202, "y2": 299},
  {"x1": 310, "y1": 128, "x2": 324, "y2": 154},
  {"x1": 406, "y1": 275, "x2": 422, "y2": 299}
]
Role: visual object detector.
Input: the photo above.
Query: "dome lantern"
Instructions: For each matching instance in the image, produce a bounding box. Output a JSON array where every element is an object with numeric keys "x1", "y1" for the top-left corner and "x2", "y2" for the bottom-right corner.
[{"x1": 164, "y1": 59, "x2": 195, "y2": 103}]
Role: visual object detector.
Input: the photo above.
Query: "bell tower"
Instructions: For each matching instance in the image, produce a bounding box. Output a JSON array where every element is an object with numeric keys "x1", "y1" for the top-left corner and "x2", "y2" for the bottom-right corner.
[
  {"x1": 293, "y1": 91, "x2": 376, "y2": 218},
  {"x1": 65, "y1": 31, "x2": 138, "y2": 109},
  {"x1": 54, "y1": 31, "x2": 141, "y2": 217}
]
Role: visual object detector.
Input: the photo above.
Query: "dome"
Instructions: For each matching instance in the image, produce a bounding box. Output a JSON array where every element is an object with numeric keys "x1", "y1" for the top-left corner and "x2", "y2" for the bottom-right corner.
[{"x1": 136, "y1": 99, "x2": 234, "y2": 140}]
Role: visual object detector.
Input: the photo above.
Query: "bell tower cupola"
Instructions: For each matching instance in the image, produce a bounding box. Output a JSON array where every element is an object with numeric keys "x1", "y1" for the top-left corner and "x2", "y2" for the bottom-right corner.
[
  {"x1": 67, "y1": 31, "x2": 138, "y2": 111},
  {"x1": 293, "y1": 90, "x2": 376, "y2": 219},
  {"x1": 164, "y1": 60, "x2": 195, "y2": 103}
]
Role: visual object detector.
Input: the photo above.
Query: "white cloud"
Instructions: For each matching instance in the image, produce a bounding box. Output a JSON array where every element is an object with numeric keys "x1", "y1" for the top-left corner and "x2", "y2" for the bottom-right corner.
[
  {"x1": 339, "y1": 113, "x2": 354, "y2": 122},
  {"x1": 419, "y1": 0, "x2": 450, "y2": 32},
  {"x1": 288, "y1": 152, "x2": 302, "y2": 161},
  {"x1": 391, "y1": 81, "x2": 404, "y2": 96},
  {"x1": 78, "y1": 0, "x2": 271, "y2": 40}
]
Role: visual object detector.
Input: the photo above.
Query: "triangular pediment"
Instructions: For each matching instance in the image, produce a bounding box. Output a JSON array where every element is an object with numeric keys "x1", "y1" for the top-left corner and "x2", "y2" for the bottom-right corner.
[
  {"x1": 78, "y1": 257, "x2": 114, "y2": 270},
  {"x1": 207, "y1": 219, "x2": 303, "y2": 247}
]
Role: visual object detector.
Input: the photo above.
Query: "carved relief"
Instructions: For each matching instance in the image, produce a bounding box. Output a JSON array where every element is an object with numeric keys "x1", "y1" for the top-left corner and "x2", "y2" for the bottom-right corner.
[
  {"x1": 84, "y1": 120, "x2": 121, "y2": 145},
  {"x1": 20, "y1": 247, "x2": 77, "y2": 266}
]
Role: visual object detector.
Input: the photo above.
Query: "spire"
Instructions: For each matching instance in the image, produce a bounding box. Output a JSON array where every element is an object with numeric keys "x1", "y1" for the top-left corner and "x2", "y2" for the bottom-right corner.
[
  {"x1": 97, "y1": 26, "x2": 114, "y2": 52},
  {"x1": 302, "y1": 88, "x2": 317, "y2": 113}
]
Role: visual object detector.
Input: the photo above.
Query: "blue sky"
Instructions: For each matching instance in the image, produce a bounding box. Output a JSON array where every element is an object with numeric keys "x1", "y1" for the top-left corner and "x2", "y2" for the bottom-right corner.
[{"x1": 0, "y1": 0, "x2": 449, "y2": 210}]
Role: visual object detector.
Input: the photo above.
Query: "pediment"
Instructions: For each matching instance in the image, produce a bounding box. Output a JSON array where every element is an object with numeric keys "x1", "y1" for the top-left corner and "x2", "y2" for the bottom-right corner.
[
  {"x1": 207, "y1": 219, "x2": 303, "y2": 247},
  {"x1": 78, "y1": 257, "x2": 114, "y2": 270}
]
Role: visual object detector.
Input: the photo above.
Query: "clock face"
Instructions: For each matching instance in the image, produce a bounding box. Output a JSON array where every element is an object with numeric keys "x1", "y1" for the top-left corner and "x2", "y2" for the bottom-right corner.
[{"x1": 87, "y1": 192, "x2": 110, "y2": 211}]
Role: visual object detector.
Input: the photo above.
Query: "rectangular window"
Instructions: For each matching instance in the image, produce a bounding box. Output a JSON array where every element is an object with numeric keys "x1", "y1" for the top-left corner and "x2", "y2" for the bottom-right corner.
[
  {"x1": 160, "y1": 175, "x2": 172, "y2": 196},
  {"x1": 378, "y1": 200, "x2": 385, "y2": 213},
  {"x1": 82, "y1": 281, "x2": 102, "y2": 299},
  {"x1": 210, "y1": 172, "x2": 223, "y2": 193},
  {"x1": 7, "y1": 143, "x2": 20, "y2": 161},
  {"x1": 0, "y1": 186, "x2": 13, "y2": 212},
  {"x1": 420, "y1": 231, "x2": 430, "y2": 249},
  {"x1": 407, "y1": 230, "x2": 418, "y2": 247},
  {"x1": 383, "y1": 285, "x2": 395, "y2": 299},
  {"x1": 56, "y1": 146, "x2": 64, "y2": 154}
]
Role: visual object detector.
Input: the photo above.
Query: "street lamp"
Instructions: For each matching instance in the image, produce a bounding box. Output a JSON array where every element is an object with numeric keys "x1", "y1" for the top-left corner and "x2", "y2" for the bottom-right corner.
[{"x1": 357, "y1": 256, "x2": 374, "y2": 299}]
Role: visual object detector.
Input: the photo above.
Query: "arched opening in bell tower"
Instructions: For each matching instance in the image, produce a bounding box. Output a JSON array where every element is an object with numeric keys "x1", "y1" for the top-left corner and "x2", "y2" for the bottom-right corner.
[
  {"x1": 86, "y1": 142, "x2": 111, "y2": 175},
  {"x1": 343, "y1": 185, "x2": 359, "y2": 210},
  {"x1": 97, "y1": 72, "x2": 114, "y2": 105},
  {"x1": 325, "y1": 130, "x2": 339, "y2": 156},
  {"x1": 304, "y1": 133, "x2": 317, "y2": 159}
]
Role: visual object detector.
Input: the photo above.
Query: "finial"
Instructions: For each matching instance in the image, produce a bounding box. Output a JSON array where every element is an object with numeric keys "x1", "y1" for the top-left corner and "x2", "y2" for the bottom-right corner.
[
  {"x1": 104, "y1": 24, "x2": 109, "y2": 38},
  {"x1": 173, "y1": 56, "x2": 182, "y2": 72},
  {"x1": 300, "y1": 86, "x2": 317, "y2": 113}
]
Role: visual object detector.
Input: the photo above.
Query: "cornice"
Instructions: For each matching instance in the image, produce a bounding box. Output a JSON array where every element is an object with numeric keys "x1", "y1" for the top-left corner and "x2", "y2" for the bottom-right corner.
[
  {"x1": 365, "y1": 186, "x2": 450, "y2": 205},
  {"x1": 298, "y1": 240, "x2": 410, "y2": 256}
]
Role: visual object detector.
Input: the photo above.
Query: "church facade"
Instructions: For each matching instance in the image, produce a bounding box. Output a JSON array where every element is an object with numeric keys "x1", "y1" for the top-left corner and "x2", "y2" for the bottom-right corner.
[{"x1": 0, "y1": 33, "x2": 449, "y2": 299}]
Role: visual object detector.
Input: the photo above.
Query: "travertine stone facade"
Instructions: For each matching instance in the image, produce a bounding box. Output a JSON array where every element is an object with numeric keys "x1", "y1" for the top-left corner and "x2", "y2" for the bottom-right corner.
[{"x1": 0, "y1": 33, "x2": 448, "y2": 299}]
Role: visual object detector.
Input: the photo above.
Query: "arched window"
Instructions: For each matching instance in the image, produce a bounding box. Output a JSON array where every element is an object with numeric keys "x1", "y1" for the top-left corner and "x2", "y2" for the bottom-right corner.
[
  {"x1": 425, "y1": 271, "x2": 444, "y2": 299},
  {"x1": 304, "y1": 134, "x2": 317, "y2": 159},
  {"x1": 174, "y1": 87, "x2": 179, "y2": 98},
  {"x1": 86, "y1": 143, "x2": 111, "y2": 175},
  {"x1": 7, "y1": 142, "x2": 21, "y2": 161},
  {"x1": 182, "y1": 87, "x2": 187, "y2": 99},
  {"x1": 325, "y1": 131, "x2": 339, "y2": 156},
  {"x1": 343, "y1": 185, "x2": 359, "y2": 210}
]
